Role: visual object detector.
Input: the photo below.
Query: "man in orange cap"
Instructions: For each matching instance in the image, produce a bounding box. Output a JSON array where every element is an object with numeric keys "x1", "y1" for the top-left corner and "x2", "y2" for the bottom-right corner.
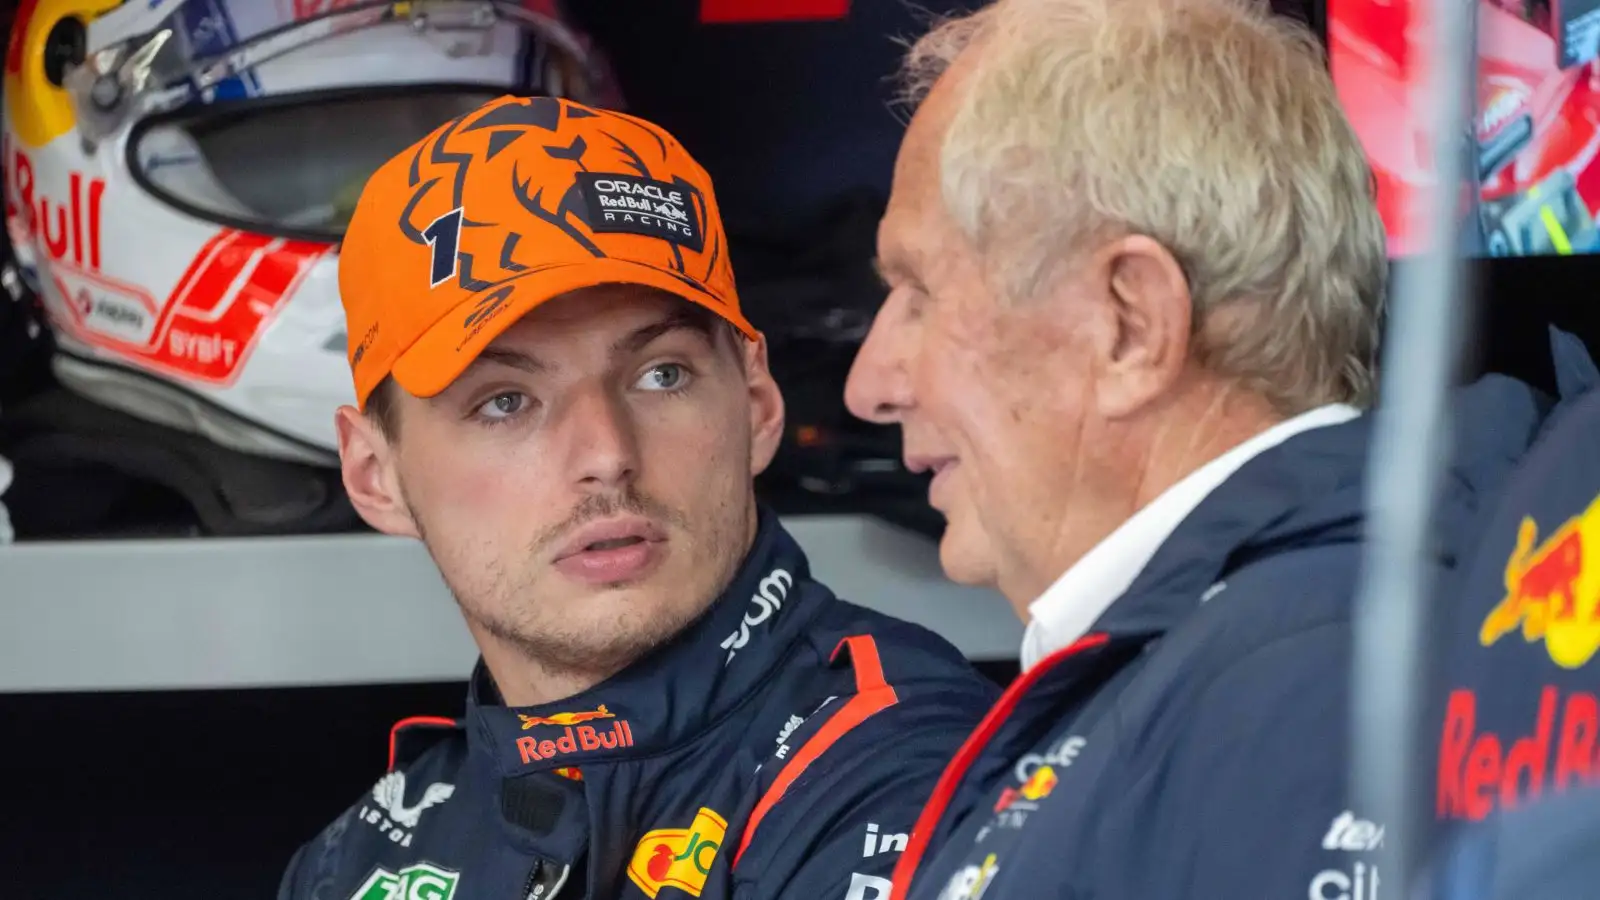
[{"x1": 276, "y1": 95, "x2": 996, "y2": 900}]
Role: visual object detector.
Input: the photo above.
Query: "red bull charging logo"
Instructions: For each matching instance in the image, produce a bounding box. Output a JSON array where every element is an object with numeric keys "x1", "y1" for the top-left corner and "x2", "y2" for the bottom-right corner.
[
  {"x1": 1480, "y1": 504, "x2": 1600, "y2": 669},
  {"x1": 514, "y1": 704, "x2": 635, "y2": 765},
  {"x1": 518, "y1": 704, "x2": 615, "y2": 729}
]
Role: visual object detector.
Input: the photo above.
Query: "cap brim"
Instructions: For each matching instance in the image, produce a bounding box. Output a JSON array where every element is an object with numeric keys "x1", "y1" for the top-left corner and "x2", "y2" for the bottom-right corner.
[{"x1": 390, "y1": 259, "x2": 758, "y2": 399}]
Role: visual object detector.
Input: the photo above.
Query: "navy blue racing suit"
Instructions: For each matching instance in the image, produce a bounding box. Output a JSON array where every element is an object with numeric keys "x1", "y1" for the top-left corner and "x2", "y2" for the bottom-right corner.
[{"x1": 277, "y1": 509, "x2": 998, "y2": 900}]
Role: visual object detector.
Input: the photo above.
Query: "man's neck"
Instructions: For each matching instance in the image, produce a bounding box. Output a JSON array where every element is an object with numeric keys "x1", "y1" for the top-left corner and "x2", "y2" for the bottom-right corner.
[
  {"x1": 1012, "y1": 380, "x2": 1285, "y2": 604},
  {"x1": 1131, "y1": 382, "x2": 1284, "y2": 509}
]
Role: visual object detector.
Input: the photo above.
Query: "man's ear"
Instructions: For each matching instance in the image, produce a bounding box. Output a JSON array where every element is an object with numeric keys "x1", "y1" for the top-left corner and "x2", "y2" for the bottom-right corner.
[
  {"x1": 1087, "y1": 234, "x2": 1194, "y2": 420},
  {"x1": 741, "y1": 334, "x2": 786, "y2": 476},
  {"x1": 335, "y1": 406, "x2": 421, "y2": 539}
]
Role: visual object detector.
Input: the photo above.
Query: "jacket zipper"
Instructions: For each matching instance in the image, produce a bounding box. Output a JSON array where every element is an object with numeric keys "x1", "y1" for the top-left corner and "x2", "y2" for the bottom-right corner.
[
  {"x1": 522, "y1": 859, "x2": 573, "y2": 900},
  {"x1": 889, "y1": 631, "x2": 1113, "y2": 900}
]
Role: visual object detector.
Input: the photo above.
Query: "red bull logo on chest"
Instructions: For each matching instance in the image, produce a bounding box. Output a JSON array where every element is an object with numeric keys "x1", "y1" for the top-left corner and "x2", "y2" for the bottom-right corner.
[
  {"x1": 1437, "y1": 686, "x2": 1600, "y2": 821},
  {"x1": 1480, "y1": 500, "x2": 1600, "y2": 669},
  {"x1": 516, "y1": 720, "x2": 634, "y2": 764},
  {"x1": 514, "y1": 705, "x2": 635, "y2": 765},
  {"x1": 518, "y1": 704, "x2": 614, "y2": 729}
]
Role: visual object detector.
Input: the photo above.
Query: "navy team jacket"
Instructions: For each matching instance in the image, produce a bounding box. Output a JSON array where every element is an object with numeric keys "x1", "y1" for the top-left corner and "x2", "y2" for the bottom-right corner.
[
  {"x1": 277, "y1": 509, "x2": 998, "y2": 900},
  {"x1": 1421, "y1": 331, "x2": 1600, "y2": 899},
  {"x1": 889, "y1": 366, "x2": 1563, "y2": 900}
]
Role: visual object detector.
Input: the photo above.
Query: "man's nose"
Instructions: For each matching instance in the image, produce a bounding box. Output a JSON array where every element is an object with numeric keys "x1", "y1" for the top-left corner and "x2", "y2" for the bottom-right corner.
[
  {"x1": 844, "y1": 301, "x2": 914, "y2": 425},
  {"x1": 563, "y1": 383, "x2": 640, "y2": 489}
]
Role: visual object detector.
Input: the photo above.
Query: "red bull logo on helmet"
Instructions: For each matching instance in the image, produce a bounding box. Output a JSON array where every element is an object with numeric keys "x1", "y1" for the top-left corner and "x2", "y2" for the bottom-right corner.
[{"x1": 1480, "y1": 503, "x2": 1600, "y2": 669}]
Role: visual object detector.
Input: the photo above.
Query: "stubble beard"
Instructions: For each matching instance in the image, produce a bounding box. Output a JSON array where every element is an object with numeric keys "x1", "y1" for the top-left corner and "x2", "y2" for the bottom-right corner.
[{"x1": 418, "y1": 488, "x2": 752, "y2": 688}]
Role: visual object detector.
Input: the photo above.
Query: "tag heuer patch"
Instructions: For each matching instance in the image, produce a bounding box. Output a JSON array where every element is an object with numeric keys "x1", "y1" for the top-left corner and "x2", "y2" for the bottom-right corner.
[
  {"x1": 349, "y1": 862, "x2": 460, "y2": 900},
  {"x1": 576, "y1": 173, "x2": 705, "y2": 252}
]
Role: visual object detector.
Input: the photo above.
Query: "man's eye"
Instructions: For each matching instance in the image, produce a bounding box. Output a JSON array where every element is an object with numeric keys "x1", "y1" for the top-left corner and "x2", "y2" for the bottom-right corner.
[
  {"x1": 475, "y1": 392, "x2": 528, "y2": 421},
  {"x1": 894, "y1": 283, "x2": 927, "y2": 317},
  {"x1": 636, "y1": 363, "x2": 690, "y2": 391}
]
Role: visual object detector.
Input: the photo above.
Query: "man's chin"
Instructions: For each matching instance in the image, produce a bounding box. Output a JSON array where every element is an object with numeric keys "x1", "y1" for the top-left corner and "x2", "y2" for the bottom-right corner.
[
  {"x1": 548, "y1": 564, "x2": 704, "y2": 623},
  {"x1": 489, "y1": 592, "x2": 685, "y2": 670},
  {"x1": 558, "y1": 575, "x2": 668, "y2": 601},
  {"x1": 938, "y1": 518, "x2": 999, "y2": 589}
]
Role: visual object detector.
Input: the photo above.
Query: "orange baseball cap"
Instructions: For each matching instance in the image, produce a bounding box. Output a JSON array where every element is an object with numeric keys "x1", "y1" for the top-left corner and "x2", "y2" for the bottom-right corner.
[{"x1": 339, "y1": 94, "x2": 757, "y2": 410}]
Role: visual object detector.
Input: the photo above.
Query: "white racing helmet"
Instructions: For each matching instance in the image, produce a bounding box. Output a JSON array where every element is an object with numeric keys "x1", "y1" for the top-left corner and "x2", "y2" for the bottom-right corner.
[{"x1": 3, "y1": 0, "x2": 617, "y2": 466}]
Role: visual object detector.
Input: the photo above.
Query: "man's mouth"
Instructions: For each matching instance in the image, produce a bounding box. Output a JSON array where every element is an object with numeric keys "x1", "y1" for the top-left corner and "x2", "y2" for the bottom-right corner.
[
  {"x1": 584, "y1": 536, "x2": 646, "y2": 552},
  {"x1": 553, "y1": 515, "x2": 669, "y2": 566},
  {"x1": 551, "y1": 515, "x2": 670, "y2": 585},
  {"x1": 904, "y1": 453, "x2": 958, "y2": 476},
  {"x1": 923, "y1": 458, "x2": 959, "y2": 510}
]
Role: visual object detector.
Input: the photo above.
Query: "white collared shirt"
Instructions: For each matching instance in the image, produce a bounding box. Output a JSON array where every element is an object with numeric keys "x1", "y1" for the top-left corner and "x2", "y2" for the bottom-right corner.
[{"x1": 1018, "y1": 403, "x2": 1363, "y2": 670}]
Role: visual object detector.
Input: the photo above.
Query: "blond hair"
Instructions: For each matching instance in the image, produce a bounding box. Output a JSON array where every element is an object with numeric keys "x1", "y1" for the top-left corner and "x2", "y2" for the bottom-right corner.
[{"x1": 900, "y1": 0, "x2": 1387, "y2": 411}]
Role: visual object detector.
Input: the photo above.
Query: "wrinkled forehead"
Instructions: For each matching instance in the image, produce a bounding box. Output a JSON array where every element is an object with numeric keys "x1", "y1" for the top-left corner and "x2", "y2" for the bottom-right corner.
[
  {"x1": 887, "y1": 106, "x2": 948, "y2": 217},
  {"x1": 881, "y1": 59, "x2": 973, "y2": 266},
  {"x1": 891, "y1": 37, "x2": 982, "y2": 195},
  {"x1": 879, "y1": 135, "x2": 942, "y2": 274}
]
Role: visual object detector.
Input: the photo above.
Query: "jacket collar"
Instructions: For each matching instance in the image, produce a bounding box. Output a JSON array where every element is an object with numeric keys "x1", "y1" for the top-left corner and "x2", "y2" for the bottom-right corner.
[
  {"x1": 1084, "y1": 372, "x2": 1555, "y2": 644},
  {"x1": 1020, "y1": 404, "x2": 1361, "y2": 668},
  {"x1": 465, "y1": 506, "x2": 825, "y2": 777},
  {"x1": 1079, "y1": 410, "x2": 1377, "y2": 644}
]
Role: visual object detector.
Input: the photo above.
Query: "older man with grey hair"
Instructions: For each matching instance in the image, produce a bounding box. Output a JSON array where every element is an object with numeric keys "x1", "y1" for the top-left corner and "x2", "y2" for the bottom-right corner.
[{"x1": 844, "y1": 0, "x2": 1558, "y2": 897}]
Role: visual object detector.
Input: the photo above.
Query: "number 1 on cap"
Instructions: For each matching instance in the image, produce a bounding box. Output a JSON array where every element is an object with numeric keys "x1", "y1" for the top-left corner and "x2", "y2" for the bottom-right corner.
[{"x1": 423, "y1": 207, "x2": 464, "y2": 288}]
